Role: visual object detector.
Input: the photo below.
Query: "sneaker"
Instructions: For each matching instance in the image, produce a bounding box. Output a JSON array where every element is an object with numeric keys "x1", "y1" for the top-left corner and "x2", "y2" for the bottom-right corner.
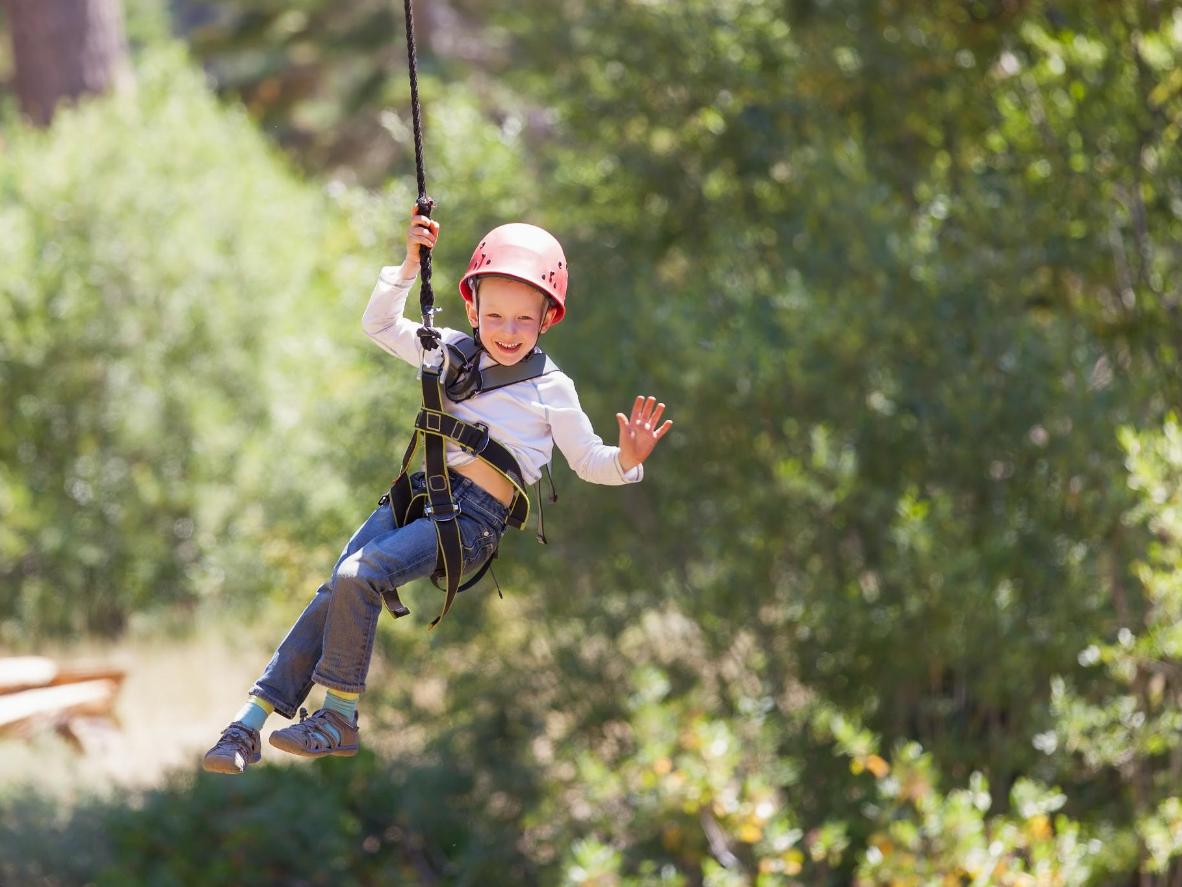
[
  {"x1": 268, "y1": 707, "x2": 360, "y2": 758},
  {"x1": 202, "y1": 721, "x2": 261, "y2": 774}
]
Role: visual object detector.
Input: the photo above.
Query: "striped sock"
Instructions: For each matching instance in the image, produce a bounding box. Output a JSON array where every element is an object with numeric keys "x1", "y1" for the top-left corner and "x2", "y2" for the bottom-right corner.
[
  {"x1": 234, "y1": 696, "x2": 274, "y2": 732},
  {"x1": 319, "y1": 688, "x2": 360, "y2": 743}
]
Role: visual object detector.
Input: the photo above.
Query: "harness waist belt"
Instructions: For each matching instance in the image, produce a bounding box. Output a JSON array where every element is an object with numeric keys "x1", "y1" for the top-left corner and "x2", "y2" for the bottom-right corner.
[{"x1": 413, "y1": 409, "x2": 528, "y2": 530}]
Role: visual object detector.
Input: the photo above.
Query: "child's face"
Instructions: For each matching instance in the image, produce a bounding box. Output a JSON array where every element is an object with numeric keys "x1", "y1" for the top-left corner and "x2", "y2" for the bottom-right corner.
[{"x1": 465, "y1": 276, "x2": 555, "y2": 365}]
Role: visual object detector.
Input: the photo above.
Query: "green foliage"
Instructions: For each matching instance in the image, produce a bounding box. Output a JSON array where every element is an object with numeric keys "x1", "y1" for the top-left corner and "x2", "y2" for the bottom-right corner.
[
  {"x1": 0, "y1": 786, "x2": 118, "y2": 885},
  {"x1": 442, "y1": 2, "x2": 1182, "y2": 816},
  {"x1": 0, "y1": 751, "x2": 530, "y2": 886},
  {"x1": 0, "y1": 44, "x2": 413, "y2": 638},
  {"x1": 4, "y1": 1, "x2": 1182, "y2": 883},
  {"x1": 1047, "y1": 417, "x2": 1182, "y2": 878},
  {"x1": 0, "y1": 46, "x2": 315, "y2": 635},
  {"x1": 854, "y1": 747, "x2": 1099, "y2": 885},
  {"x1": 0, "y1": 34, "x2": 546, "y2": 639}
]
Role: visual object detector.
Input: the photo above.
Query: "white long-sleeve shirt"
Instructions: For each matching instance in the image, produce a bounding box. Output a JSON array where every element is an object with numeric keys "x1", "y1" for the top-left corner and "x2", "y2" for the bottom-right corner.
[{"x1": 362, "y1": 268, "x2": 642, "y2": 487}]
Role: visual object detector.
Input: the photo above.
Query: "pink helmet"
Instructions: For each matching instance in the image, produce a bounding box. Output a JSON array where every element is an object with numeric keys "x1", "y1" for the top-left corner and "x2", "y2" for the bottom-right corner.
[{"x1": 459, "y1": 223, "x2": 568, "y2": 324}]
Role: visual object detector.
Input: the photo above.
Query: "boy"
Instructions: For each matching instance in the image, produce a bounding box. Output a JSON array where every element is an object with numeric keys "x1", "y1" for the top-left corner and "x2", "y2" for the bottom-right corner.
[{"x1": 203, "y1": 210, "x2": 672, "y2": 772}]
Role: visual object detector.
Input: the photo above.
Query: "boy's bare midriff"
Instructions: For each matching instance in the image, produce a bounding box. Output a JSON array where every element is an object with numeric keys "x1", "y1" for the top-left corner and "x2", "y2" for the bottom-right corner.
[{"x1": 451, "y1": 459, "x2": 515, "y2": 507}]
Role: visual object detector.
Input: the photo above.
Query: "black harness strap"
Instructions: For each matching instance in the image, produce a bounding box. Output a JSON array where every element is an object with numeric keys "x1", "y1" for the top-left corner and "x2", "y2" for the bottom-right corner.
[
  {"x1": 444, "y1": 339, "x2": 558, "y2": 402},
  {"x1": 419, "y1": 367, "x2": 465, "y2": 627}
]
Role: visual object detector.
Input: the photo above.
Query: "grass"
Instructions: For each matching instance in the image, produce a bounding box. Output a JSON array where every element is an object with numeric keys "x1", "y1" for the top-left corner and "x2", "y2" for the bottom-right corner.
[{"x1": 0, "y1": 612, "x2": 281, "y2": 800}]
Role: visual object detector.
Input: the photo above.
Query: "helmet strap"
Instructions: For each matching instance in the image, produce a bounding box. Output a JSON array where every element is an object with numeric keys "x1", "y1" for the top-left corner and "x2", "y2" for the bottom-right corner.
[{"x1": 470, "y1": 283, "x2": 485, "y2": 349}]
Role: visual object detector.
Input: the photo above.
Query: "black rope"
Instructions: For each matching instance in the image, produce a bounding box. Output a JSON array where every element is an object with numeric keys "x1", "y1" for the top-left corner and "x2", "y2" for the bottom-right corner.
[{"x1": 402, "y1": 0, "x2": 435, "y2": 326}]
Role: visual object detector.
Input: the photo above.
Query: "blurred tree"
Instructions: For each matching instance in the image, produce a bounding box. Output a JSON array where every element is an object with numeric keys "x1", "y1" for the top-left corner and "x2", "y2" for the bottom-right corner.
[
  {"x1": 0, "y1": 47, "x2": 359, "y2": 636},
  {"x1": 173, "y1": 0, "x2": 494, "y2": 184},
  {"x1": 2, "y1": 0, "x2": 132, "y2": 125},
  {"x1": 472, "y1": 0, "x2": 1181, "y2": 798},
  {"x1": 1048, "y1": 417, "x2": 1182, "y2": 882}
]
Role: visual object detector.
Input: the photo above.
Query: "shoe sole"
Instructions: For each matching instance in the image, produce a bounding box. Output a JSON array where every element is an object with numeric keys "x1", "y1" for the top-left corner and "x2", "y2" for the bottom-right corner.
[
  {"x1": 268, "y1": 733, "x2": 359, "y2": 758},
  {"x1": 202, "y1": 754, "x2": 259, "y2": 774}
]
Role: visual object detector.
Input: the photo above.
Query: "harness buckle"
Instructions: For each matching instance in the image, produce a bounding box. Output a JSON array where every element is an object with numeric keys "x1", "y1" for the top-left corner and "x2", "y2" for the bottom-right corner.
[
  {"x1": 460, "y1": 421, "x2": 490, "y2": 455},
  {"x1": 424, "y1": 472, "x2": 459, "y2": 521},
  {"x1": 424, "y1": 500, "x2": 460, "y2": 521}
]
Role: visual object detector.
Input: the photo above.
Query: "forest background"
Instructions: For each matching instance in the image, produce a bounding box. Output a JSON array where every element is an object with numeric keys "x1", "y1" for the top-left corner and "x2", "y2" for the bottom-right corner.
[{"x1": 1, "y1": 1, "x2": 1181, "y2": 884}]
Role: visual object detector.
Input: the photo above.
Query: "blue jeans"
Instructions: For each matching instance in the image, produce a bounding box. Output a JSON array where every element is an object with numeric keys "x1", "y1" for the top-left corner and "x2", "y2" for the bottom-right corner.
[{"x1": 251, "y1": 471, "x2": 508, "y2": 717}]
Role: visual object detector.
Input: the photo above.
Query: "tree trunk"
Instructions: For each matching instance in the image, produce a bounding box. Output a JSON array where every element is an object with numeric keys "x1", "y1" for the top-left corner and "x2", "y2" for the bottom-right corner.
[{"x1": 4, "y1": 0, "x2": 132, "y2": 127}]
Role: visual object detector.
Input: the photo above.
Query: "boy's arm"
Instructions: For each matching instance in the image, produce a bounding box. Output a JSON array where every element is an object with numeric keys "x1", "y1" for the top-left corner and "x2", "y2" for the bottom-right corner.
[
  {"x1": 362, "y1": 208, "x2": 444, "y2": 365},
  {"x1": 542, "y1": 374, "x2": 644, "y2": 485},
  {"x1": 360, "y1": 264, "x2": 426, "y2": 366}
]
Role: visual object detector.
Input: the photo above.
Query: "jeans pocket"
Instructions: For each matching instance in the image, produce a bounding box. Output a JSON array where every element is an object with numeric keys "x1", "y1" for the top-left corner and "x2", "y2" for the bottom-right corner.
[{"x1": 459, "y1": 514, "x2": 499, "y2": 573}]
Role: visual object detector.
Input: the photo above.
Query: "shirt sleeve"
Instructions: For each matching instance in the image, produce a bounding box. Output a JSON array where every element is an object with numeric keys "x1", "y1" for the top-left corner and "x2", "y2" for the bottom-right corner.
[
  {"x1": 361, "y1": 266, "x2": 425, "y2": 366},
  {"x1": 540, "y1": 373, "x2": 643, "y2": 486}
]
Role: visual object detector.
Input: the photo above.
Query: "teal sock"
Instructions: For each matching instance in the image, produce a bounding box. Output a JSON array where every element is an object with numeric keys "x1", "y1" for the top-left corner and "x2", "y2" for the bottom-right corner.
[
  {"x1": 234, "y1": 696, "x2": 273, "y2": 732},
  {"x1": 319, "y1": 689, "x2": 359, "y2": 743}
]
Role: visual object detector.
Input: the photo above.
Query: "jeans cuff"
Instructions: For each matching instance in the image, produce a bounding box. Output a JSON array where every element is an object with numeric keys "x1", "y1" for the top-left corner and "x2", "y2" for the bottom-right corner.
[
  {"x1": 311, "y1": 669, "x2": 367, "y2": 696},
  {"x1": 250, "y1": 687, "x2": 298, "y2": 721}
]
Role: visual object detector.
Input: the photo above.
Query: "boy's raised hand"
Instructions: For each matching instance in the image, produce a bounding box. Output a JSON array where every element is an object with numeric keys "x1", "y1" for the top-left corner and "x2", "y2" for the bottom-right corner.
[
  {"x1": 617, "y1": 396, "x2": 673, "y2": 473},
  {"x1": 400, "y1": 205, "x2": 440, "y2": 278}
]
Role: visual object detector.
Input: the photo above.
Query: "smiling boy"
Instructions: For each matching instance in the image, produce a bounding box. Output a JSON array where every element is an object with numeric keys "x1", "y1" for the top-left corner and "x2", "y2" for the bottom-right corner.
[{"x1": 203, "y1": 210, "x2": 672, "y2": 772}]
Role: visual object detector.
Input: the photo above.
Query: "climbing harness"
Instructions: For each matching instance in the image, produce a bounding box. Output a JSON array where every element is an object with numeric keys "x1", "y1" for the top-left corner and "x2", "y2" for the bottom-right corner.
[
  {"x1": 383, "y1": 1, "x2": 560, "y2": 628},
  {"x1": 377, "y1": 332, "x2": 560, "y2": 627}
]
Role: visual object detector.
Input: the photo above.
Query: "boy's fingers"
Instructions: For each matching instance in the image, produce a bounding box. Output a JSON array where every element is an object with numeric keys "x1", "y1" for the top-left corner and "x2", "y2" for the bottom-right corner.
[
  {"x1": 630, "y1": 395, "x2": 645, "y2": 423},
  {"x1": 634, "y1": 395, "x2": 657, "y2": 423},
  {"x1": 650, "y1": 402, "x2": 666, "y2": 426},
  {"x1": 635, "y1": 396, "x2": 659, "y2": 427},
  {"x1": 654, "y1": 419, "x2": 673, "y2": 439}
]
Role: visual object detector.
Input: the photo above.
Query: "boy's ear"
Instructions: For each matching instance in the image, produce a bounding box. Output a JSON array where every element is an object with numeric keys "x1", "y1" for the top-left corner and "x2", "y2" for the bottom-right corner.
[
  {"x1": 539, "y1": 304, "x2": 558, "y2": 334},
  {"x1": 464, "y1": 299, "x2": 480, "y2": 328}
]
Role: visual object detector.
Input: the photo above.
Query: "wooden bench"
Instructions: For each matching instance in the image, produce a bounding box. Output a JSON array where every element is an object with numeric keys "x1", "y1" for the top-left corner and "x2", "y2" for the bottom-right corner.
[{"x1": 0, "y1": 656, "x2": 126, "y2": 751}]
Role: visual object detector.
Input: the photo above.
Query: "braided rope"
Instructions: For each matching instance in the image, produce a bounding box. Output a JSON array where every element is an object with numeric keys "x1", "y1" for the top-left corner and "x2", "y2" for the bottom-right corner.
[{"x1": 402, "y1": 0, "x2": 435, "y2": 323}]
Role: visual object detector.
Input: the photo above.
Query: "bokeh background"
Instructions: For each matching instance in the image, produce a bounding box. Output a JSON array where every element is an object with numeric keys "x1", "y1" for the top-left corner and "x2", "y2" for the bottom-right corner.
[{"x1": 1, "y1": 1, "x2": 1181, "y2": 884}]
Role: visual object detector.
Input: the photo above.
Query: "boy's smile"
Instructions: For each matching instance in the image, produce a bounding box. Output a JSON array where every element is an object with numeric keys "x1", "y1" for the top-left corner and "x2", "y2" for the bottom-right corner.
[
  {"x1": 465, "y1": 275, "x2": 556, "y2": 366},
  {"x1": 491, "y1": 339, "x2": 525, "y2": 358}
]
